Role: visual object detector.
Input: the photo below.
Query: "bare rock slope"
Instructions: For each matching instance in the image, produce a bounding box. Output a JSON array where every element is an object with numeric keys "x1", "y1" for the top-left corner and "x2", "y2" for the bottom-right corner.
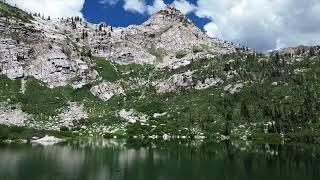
[{"x1": 1, "y1": 6, "x2": 240, "y2": 87}]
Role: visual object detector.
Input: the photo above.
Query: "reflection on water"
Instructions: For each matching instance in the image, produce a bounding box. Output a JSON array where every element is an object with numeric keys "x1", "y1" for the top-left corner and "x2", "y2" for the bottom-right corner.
[{"x1": 0, "y1": 139, "x2": 320, "y2": 180}]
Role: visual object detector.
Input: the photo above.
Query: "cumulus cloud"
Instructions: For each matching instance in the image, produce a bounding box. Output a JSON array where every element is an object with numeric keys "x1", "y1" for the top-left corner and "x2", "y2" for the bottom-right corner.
[
  {"x1": 121, "y1": 0, "x2": 196, "y2": 15},
  {"x1": 195, "y1": 0, "x2": 320, "y2": 51},
  {"x1": 99, "y1": 0, "x2": 120, "y2": 6},
  {"x1": 147, "y1": 0, "x2": 166, "y2": 15},
  {"x1": 121, "y1": 0, "x2": 166, "y2": 15},
  {"x1": 123, "y1": 0, "x2": 147, "y2": 14},
  {"x1": 171, "y1": 0, "x2": 196, "y2": 15},
  {"x1": 204, "y1": 22, "x2": 220, "y2": 38},
  {"x1": 7, "y1": 0, "x2": 85, "y2": 18}
]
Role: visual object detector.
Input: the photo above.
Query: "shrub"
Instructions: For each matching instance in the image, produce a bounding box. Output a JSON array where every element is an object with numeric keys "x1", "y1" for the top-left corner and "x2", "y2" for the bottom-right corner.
[
  {"x1": 93, "y1": 57, "x2": 118, "y2": 82},
  {"x1": 192, "y1": 47, "x2": 204, "y2": 54},
  {"x1": 176, "y1": 51, "x2": 187, "y2": 59},
  {"x1": 148, "y1": 33, "x2": 156, "y2": 38},
  {"x1": 148, "y1": 48, "x2": 167, "y2": 62},
  {"x1": 60, "y1": 126, "x2": 70, "y2": 132}
]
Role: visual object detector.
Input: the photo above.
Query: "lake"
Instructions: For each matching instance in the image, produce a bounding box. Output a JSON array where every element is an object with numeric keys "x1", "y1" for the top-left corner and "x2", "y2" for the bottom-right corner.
[{"x1": 0, "y1": 139, "x2": 320, "y2": 180}]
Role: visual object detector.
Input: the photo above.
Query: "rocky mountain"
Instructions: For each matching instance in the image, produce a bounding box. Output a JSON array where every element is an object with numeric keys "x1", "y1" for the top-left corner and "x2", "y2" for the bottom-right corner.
[
  {"x1": 275, "y1": 45, "x2": 320, "y2": 58},
  {"x1": 1, "y1": 1, "x2": 320, "y2": 142},
  {"x1": 1, "y1": 4, "x2": 242, "y2": 87}
]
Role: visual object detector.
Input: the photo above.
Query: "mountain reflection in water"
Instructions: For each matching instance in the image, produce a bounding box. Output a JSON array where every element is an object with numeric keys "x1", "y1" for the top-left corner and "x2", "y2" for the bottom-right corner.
[{"x1": 0, "y1": 139, "x2": 319, "y2": 180}]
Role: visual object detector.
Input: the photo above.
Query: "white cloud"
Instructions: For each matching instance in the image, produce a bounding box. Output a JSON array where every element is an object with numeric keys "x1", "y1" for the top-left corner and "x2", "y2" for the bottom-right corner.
[
  {"x1": 171, "y1": 0, "x2": 196, "y2": 15},
  {"x1": 204, "y1": 22, "x2": 220, "y2": 38},
  {"x1": 195, "y1": 0, "x2": 320, "y2": 51},
  {"x1": 7, "y1": 0, "x2": 85, "y2": 18},
  {"x1": 123, "y1": 0, "x2": 147, "y2": 14},
  {"x1": 99, "y1": 0, "x2": 120, "y2": 6},
  {"x1": 147, "y1": 0, "x2": 166, "y2": 15},
  {"x1": 122, "y1": 0, "x2": 167, "y2": 15}
]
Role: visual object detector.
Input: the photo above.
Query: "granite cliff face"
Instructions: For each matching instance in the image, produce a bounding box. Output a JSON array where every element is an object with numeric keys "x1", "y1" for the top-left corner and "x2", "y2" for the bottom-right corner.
[
  {"x1": 0, "y1": 14, "x2": 95, "y2": 88},
  {"x1": 275, "y1": 45, "x2": 320, "y2": 57},
  {"x1": 0, "y1": 6, "x2": 240, "y2": 88}
]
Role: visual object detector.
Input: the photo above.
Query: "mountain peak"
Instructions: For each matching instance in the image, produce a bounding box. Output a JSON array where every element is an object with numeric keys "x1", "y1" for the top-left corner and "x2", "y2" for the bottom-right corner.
[
  {"x1": 155, "y1": 5, "x2": 186, "y2": 21},
  {"x1": 143, "y1": 5, "x2": 194, "y2": 30},
  {"x1": 158, "y1": 5, "x2": 184, "y2": 15}
]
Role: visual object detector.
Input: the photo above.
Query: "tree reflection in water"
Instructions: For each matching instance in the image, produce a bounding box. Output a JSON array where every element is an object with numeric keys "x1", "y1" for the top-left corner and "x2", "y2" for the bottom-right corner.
[{"x1": 0, "y1": 139, "x2": 319, "y2": 180}]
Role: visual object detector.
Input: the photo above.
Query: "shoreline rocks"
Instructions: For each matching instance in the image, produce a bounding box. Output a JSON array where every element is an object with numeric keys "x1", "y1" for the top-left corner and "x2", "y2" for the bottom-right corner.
[{"x1": 31, "y1": 135, "x2": 63, "y2": 146}]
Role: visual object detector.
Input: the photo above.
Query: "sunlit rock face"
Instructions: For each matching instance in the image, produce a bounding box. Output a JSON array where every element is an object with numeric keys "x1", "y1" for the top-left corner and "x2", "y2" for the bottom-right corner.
[
  {"x1": 90, "y1": 81, "x2": 125, "y2": 101},
  {"x1": 0, "y1": 103, "x2": 29, "y2": 126},
  {"x1": 0, "y1": 16, "x2": 96, "y2": 88},
  {"x1": 98, "y1": 6, "x2": 239, "y2": 67},
  {"x1": 155, "y1": 71, "x2": 194, "y2": 94},
  {"x1": 0, "y1": 39, "x2": 30, "y2": 79},
  {"x1": 0, "y1": 6, "x2": 241, "y2": 88}
]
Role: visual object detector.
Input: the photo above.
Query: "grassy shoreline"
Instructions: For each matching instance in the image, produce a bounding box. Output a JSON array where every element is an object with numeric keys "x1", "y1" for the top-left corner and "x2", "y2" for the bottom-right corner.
[{"x1": 1, "y1": 124, "x2": 319, "y2": 144}]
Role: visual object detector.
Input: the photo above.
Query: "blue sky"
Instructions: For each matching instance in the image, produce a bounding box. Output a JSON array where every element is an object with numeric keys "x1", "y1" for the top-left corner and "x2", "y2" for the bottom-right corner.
[
  {"x1": 8, "y1": 0, "x2": 320, "y2": 51},
  {"x1": 82, "y1": 0, "x2": 210, "y2": 31}
]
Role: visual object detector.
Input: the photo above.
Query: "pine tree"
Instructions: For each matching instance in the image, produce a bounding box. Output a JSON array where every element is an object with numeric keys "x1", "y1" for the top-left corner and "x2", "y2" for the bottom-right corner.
[
  {"x1": 72, "y1": 22, "x2": 76, "y2": 29},
  {"x1": 240, "y1": 102, "x2": 250, "y2": 120},
  {"x1": 82, "y1": 29, "x2": 85, "y2": 39},
  {"x1": 303, "y1": 86, "x2": 315, "y2": 123}
]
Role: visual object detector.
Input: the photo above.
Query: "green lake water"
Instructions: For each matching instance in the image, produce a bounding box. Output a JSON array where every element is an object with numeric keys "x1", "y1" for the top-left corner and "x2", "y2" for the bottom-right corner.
[{"x1": 0, "y1": 139, "x2": 319, "y2": 180}]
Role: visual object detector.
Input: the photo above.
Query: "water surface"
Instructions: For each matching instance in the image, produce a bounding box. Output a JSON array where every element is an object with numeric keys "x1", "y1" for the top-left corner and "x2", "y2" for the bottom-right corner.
[{"x1": 0, "y1": 139, "x2": 319, "y2": 180}]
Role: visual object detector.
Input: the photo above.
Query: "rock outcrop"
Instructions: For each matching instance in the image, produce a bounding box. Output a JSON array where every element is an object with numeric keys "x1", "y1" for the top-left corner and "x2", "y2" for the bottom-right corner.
[
  {"x1": 58, "y1": 102, "x2": 88, "y2": 127},
  {"x1": 195, "y1": 78, "x2": 223, "y2": 90},
  {"x1": 118, "y1": 109, "x2": 148, "y2": 123},
  {"x1": 0, "y1": 103, "x2": 29, "y2": 126},
  {"x1": 155, "y1": 71, "x2": 194, "y2": 94},
  {"x1": 0, "y1": 39, "x2": 30, "y2": 79},
  {"x1": 276, "y1": 45, "x2": 320, "y2": 57},
  {"x1": 90, "y1": 81, "x2": 124, "y2": 101},
  {"x1": 0, "y1": 15, "x2": 97, "y2": 87}
]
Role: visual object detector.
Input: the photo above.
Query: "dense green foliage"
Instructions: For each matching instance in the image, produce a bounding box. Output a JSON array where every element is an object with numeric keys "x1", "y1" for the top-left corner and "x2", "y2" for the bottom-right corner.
[
  {"x1": 94, "y1": 56, "x2": 154, "y2": 81},
  {"x1": 0, "y1": 75, "x2": 21, "y2": 102},
  {"x1": 19, "y1": 79, "x2": 68, "y2": 116},
  {"x1": 0, "y1": 125, "x2": 76, "y2": 140},
  {"x1": 176, "y1": 51, "x2": 187, "y2": 59},
  {"x1": 95, "y1": 57, "x2": 119, "y2": 82},
  {"x1": 102, "y1": 51, "x2": 320, "y2": 139}
]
